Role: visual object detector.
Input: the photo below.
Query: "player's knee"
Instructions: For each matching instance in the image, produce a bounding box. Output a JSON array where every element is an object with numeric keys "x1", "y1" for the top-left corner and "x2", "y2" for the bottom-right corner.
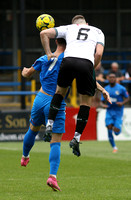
[
  {"x1": 30, "y1": 123, "x2": 40, "y2": 132},
  {"x1": 56, "y1": 86, "x2": 68, "y2": 97},
  {"x1": 107, "y1": 124, "x2": 113, "y2": 130},
  {"x1": 113, "y1": 127, "x2": 121, "y2": 135},
  {"x1": 51, "y1": 133, "x2": 63, "y2": 143}
]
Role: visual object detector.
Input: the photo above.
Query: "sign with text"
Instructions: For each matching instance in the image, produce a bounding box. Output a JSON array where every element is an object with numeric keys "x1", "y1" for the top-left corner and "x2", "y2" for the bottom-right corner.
[
  {"x1": 0, "y1": 110, "x2": 44, "y2": 141},
  {"x1": 0, "y1": 107, "x2": 97, "y2": 141}
]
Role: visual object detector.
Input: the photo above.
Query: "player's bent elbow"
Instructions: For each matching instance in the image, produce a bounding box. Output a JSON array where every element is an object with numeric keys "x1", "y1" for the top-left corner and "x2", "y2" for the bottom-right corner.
[
  {"x1": 40, "y1": 30, "x2": 45, "y2": 38},
  {"x1": 95, "y1": 52, "x2": 103, "y2": 59}
]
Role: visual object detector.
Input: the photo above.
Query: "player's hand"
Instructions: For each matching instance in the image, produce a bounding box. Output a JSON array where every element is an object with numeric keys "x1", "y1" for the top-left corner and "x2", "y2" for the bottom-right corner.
[
  {"x1": 47, "y1": 53, "x2": 56, "y2": 60},
  {"x1": 22, "y1": 67, "x2": 29, "y2": 77},
  {"x1": 116, "y1": 102, "x2": 123, "y2": 107},
  {"x1": 102, "y1": 89, "x2": 112, "y2": 104}
]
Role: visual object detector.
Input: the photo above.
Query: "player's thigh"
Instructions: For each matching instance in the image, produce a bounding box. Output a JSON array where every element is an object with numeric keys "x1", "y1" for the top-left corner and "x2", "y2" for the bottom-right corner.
[
  {"x1": 30, "y1": 106, "x2": 45, "y2": 126},
  {"x1": 105, "y1": 112, "x2": 114, "y2": 127},
  {"x1": 57, "y1": 57, "x2": 75, "y2": 88},
  {"x1": 76, "y1": 59, "x2": 96, "y2": 96},
  {"x1": 43, "y1": 96, "x2": 53, "y2": 125},
  {"x1": 30, "y1": 93, "x2": 47, "y2": 126},
  {"x1": 114, "y1": 116, "x2": 123, "y2": 134}
]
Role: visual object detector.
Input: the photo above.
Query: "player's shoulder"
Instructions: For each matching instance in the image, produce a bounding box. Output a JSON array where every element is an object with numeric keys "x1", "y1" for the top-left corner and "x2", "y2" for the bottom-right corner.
[
  {"x1": 59, "y1": 52, "x2": 64, "y2": 58},
  {"x1": 116, "y1": 83, "x2": 128, "y2": 94},
  {"x1": 56, "y1": 24, "x2": 72, "y2": 30},
  {"x1": 116, "y1": 83, "x2": 126, "y2": 90},
  {"x1": 36, "y1": 55, "x2": 52, "y2": 67},
  {"x1": 37, "y1": 55, "x2": 48, "y2": 62},
  {"x1": 88, "y1": 25, "x2": 103, "y2": 34}
]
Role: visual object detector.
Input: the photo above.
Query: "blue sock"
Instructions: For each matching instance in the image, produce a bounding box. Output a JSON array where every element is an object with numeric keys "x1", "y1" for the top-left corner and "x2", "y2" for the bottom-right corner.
[
  {"x1": 23, "y1": 127, "x2": 38, "y2": 157},
  {"x1": 49, "y1": 142, "x2": 61, "y2": 176},
  {"x1": 108, "y1": 129, "x2": 116, "y2": 148}
]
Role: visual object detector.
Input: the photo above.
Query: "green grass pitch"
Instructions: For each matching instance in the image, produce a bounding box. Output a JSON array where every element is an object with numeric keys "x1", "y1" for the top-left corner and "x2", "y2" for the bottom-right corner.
[{"x1": 0, "y1": 140, "x2": 131, "y2": 200}]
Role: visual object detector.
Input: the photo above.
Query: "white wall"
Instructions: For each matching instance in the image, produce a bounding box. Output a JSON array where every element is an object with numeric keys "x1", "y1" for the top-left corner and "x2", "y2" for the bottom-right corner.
[{"x1": 97, "y1": 108, "x2": 131, "y2": 141}]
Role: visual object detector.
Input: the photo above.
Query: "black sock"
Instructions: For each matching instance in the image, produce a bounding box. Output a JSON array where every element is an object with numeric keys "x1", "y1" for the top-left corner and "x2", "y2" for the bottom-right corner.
[
  {"x1": 75, "y1": 105, "x2": 90, "y2": 135},
  {"x1": 48, "y1": 93, "x2": 64, "y2": 121}
]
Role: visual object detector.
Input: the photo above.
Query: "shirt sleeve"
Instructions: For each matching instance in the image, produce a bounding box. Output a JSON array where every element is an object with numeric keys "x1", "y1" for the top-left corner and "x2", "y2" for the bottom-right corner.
[
  {"x1": 122, "y1": 87, "x2": 129, "y2": 98},
  {"x1": 96, "y1": 28, "x2": 105, "y2": 47},
  {"x1": 32, "y1": 56, "x2": 47, "y2": 71},
  {"x1": 55, "y1": 25, "x2": 68, "y2": 39}
]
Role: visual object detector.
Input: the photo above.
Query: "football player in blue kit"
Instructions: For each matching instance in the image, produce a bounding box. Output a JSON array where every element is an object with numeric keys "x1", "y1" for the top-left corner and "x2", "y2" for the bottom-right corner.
[
  {"x1": 101, "y1": 73, "x2": 129, "y2": 153},
  {"x1": 21, "y1": 38, "x2": 66, "y2": 191}
]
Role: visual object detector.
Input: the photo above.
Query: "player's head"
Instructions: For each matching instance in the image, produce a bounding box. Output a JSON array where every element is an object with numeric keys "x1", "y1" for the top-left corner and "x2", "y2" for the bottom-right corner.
[
  {"x1": 56, "y1": 38, "x2": 66, "y2": 50},
  {"x1": 108, "y1": 73, "x2": 116, "y2": 86},
  {"x1": 72, "y1": 15, "x2": 86, "y2": 24},
  {"x1": 111, "y1": 62, "x2": 119, "y2": 72}
]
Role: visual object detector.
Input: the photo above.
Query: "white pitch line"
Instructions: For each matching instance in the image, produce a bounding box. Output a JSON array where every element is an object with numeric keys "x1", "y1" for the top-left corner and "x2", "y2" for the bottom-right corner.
[{"x1": 0, "y1": 147, "x2": 19, "y2": 151}]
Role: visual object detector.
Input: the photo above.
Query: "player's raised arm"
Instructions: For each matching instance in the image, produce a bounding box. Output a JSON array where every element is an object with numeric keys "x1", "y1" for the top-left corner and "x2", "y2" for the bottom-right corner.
[{"x1": 40, "y1": 28, "x2": 56, "y2": 60}]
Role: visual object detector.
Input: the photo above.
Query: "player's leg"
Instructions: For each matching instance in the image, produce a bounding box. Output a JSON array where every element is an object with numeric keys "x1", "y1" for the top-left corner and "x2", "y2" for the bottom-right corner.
[
  {"x1": 107, "y1": 124, "x2": 117, "y2": 150},
  {"x1": 45, "y1": 85, "x2": 68, "y2": 134},
  {"x1": 21, "y1": 118, "x2": 41, "y2": 167},
  {"x1": 70, "y1": 59, "x2": 96, "y2": 156},
  {"x1": 45, "y1": 58, "x2": 73, "y2": 134},
  {"x1": 112, "y1": 116, "x2": 123, "y2": 152},
  {"x1": 46, "y1": 102, "x2": 65, "y2": 191},
  {"x1": 70, "y1": 94, "x2": 92, "y2": 156},
  {"x1": 47, "y1": 133, "x2": 63, "y2": 191},
  {"x1": 105, "y1": 112, "x2": 118, "y2": 152},
  {"x1": 21, "y1": 92, "x2": 45, "y2": 166},
  {"x1": 21, "y1": 123, "x2": 40, "y2": 166},
  {"x1": 113, "y1": 116, "x2": 122, "y2": 136}
]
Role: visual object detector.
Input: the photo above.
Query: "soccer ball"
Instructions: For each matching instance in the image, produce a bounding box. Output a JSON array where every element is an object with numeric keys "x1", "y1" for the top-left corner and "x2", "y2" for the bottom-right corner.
[{"x1": 36, "y1": 14, "x2": 55, "y2": 31}]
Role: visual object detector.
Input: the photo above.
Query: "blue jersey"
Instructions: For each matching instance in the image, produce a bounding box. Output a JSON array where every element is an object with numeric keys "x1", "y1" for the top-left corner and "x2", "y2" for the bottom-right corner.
[
  {"x1": 101, "y1": 83, "x2": 129, "y2": 116},
  {"x1": 32, "y1": 53, "x2": 64, "y2": 96},
  {"x1": 31, "y1": 52, "x2": 66, "y2": 132}
]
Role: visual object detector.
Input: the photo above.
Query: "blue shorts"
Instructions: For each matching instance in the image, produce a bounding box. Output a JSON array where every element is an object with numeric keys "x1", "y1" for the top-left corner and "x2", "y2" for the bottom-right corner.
[
  {"x1": 30, "y1": 92, "x2": 66, "y2": 133},
  {"x1": 105, "y1": 111, "x2": 123, "y2": 131}
]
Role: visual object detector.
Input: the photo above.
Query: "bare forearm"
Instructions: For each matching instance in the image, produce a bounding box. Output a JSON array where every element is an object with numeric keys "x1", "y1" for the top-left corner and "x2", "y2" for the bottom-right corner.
[
  {"x1": 123, "y1": 97, "x2": 130, "y2": 105},
  {"x1": 96, "y1": 81, "x2": 112, "y2": 104},
  {"x1": 96, "y1": 81, "x2": 104, "y2": 92},
  {"x1": 22, "y1": 67, "x2": 35, "y2": 78},
  {"x1": 94, "y1": 54, "x2": 102, "y2": 68}
]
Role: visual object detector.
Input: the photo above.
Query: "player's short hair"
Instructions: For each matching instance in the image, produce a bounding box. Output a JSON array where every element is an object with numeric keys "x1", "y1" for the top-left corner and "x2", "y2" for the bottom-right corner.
[
  {"x1": 72, "y1": 15, "x2": 86, "y2": 24},
  {"x1": 56, "y1": 38, "x2": 66, "y2": 46},
  {"x1": 108, "y1": 72, "x2": 116, "y2": 77}
]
